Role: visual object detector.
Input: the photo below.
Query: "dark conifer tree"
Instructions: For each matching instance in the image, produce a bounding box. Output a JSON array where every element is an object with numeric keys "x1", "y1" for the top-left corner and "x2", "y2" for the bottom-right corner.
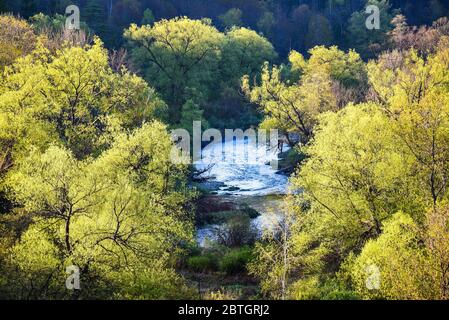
[
  {"x1": 84, "y1": 0, "x2": 111, "y2": 45},
  {"x1": 20, "y1": 0, "x2": 37, "y2": 18}
]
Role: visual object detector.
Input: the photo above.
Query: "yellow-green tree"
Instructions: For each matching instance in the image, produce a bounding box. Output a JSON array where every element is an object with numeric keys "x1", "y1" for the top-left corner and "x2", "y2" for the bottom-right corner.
[
  {"x1": 290, "y1": 103, "x2": 420, "y2": 261},
  {"x1": 124, "y1": 17, "x2": 224, "y2": 122},
  {"x1": 279, "y1": 41, "x2": 449, "y2": 300},
  {"x1": 349, "y1": 205, "x2": 449, "y2": 300},
  {"x1": 3, "y1": 122, "x2": 194, "y2": 299},
  {"x1": 0, "y1": 38, "x2": 167, "y2": 174},
  {"x1": 243, "y1": 46, "x2": 366, "y2": 146},
  {"x1": 368, "y1": 39, "x2": 449, "y2": 208},
  {"x1": 248, "y1": 195, "x2": 327, "y2": 300},
  {"x1": 221, "y1": 27, "x2": 276, "y2": 85}
]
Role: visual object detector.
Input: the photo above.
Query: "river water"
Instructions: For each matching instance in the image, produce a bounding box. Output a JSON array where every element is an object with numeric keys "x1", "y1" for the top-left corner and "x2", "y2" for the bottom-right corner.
[{"x1": 194, "y1": 138, "x2": 290, "y2": 246}]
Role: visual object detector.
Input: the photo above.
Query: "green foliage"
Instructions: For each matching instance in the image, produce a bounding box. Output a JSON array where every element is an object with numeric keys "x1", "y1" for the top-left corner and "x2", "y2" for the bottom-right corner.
[
  {"x1": 216, "y1": 215, "x2": 258, "y2": 247},
  {"x1": 29, "y1": 12, "x2": 90, "y2": 37},
  {"x1": 244, "y1": 46, "x2": 368, "y2": 145},
  {"x1": 305, "y1": 14, "x2": 333, "y2": 48},
  {"x1": 29, "y1": 12, "x2": 65, "y2": 32},
  {"x1": 125, "y1": 17, "x2": 276, "y2": 127},
  {"x1": 219, "y1": 8, "x2": 243, "y2": 29},
  {"x1": 84, "y1": 0, "x2": 110, "y2": 43},
  {"x1": 288, "y1": 103, "x2": 423, "y2": 278},
  {"x1": 0, "y1": 27, "x2": 194, "y2": 299},
  {"x1": 306, "y1": 46, "x2": 367, "y2": 89},
  {"x1": 0, "y1": 38, "x2": 167, "y2": 168},
  {"x1": 116, "y1": 266, "x2": 196, "y2": 299},
  {"x1": 347, "y1": 0, "x2": 397, "y2": 58},
  {"x1": 219, "y1": 246, "x2": 253, "y2": 275},
  {"x1": 186, "y1": 245, "x2": 254, "y2": 276},
  {"x1": 187, "y1": 254, "x2": 219, "y2": 273},
  {"x1": 248, "y1": 198, "x2": 312, "y2": 300},
  {"x1": 368, "y1": 43, "x2": 449, "y2": 207},
  {"x1": 197, "y1": 209, "x2": 260, "y2": 227},
  {"x1": 141, "y1": 8, "x2": 155, "y2": 26},
  {"x1": 3, "y1": 122, "x2": 194, "y2": 298},
  {"x1": 347, "y1": 204, "x2": 449, "y2": 300},
  {"x1": 179, "y1": 100, "x2": 208, "y2": 135},
  {"x1": 290, "y1": 276, "x2": 359, "y2": 300},
  {"x1": 2, "y1": 2, "x2": 449, "y2": 302},
  {"x1": 125, "y1": 17, "x2": 224, "y2": 122},
  {"x1": 348, "y1": 212, "x2": 425, "y2": 299},
  {"x1": 221, "y1": 27, "x2": 276, "y2": 84},
  {"x1": 257, "y1": 11, "x2": 276, "y2": 37},
  {"x1": 252, "y1": 41, "x2": 449, "y2": 300}
]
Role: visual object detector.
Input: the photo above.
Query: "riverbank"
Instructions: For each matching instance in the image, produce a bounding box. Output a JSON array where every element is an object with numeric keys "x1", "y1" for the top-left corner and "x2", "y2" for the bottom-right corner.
[{"x1": 181, "y1": 138, "x2": 294, "y2": 298}]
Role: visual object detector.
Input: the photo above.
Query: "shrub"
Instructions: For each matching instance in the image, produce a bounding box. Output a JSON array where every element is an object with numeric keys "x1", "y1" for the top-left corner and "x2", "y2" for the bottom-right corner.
[
  {"x1": 219, "y1": 246, "x2": 253, "y2": 275},
  {"x1": 197, "y1": 209, "x2": 260, "y2": 226},
  {"x1": 289, "y1": 276, "x2": 360, "y2": 300},
  {"x1": 216, "y1": 216, "x2": 258, "y2": 247},
  {"x1": 240, "y1": 205, "x2": 260, "y2": 219}
]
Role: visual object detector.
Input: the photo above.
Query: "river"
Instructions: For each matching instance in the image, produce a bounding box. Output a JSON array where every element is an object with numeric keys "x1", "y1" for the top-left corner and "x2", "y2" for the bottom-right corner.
[{"x1": 194, "y1": 137, "x2": 290, "y2": 246}]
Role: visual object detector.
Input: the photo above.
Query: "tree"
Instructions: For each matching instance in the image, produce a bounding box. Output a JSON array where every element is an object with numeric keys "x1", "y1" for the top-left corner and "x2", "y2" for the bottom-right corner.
[
  {"x1": 348, "y1": 212, "x2": 427, "y2": 299},
  {"x1": 290, "y1": 103, "x2": 420, "y2": 258},
  {"x1": 306, "y1": 46, "x2": 367, "y2": 89},
  {"x1": 179, "y1": 99, "x2": 208, "y2": 136},
  {"x1": 349, "y1": 205, "x2": 449, "y2": 300},
  {"x1": 84, "y1": 0, "x2": 111, "y2": 45},
  {"x1": 0, "y1": 41, "x2": 55, "y2": 178},
  {"x1": 243, "y1": 46, "x2": 366, "y2": 146},
  {"x1": 0, "y1": 38, "x2": 166, "y2": 176},
  {"x1": 305, "y1": 14, "x2": 334, "y2": 49},
  {"x1": 124, "y1": 17, "x2": 224, "y2": 123},
  {"x1": 389, "y1": 15, "x2": 449, "y2": 54},
  {"x1": 428, "y1": 0, "x2": 446, "y2": 22},
  {"x1": 275, "y1": 36, "x2": 449, "y2": 301},
  {"x1": 2, "y1": 122, "x2": 194, "y2": 299},
  {"x1": 218, "y1": 8, "x2": 243, "y2": 29},
  {"x1": 29, "y1": 12, "x2": 65, "y2": 33},
  {"x1": 248, "y1": 195, "x2": 321, "y2": 300},
  {"x1": 19, "y1": 0, "x2": 37, "y2": 18},
  {"x1": 141, "y1": 8, "x2": 155, "y2": 26},
  {"x1": 0, "y1": 15, "x2": 36, "y2": 70},
  {"x1": 221, "y1": 27, "x2": 276, "y2": 84},
  {"x1": 290, "y1": 5, "x2": 312, "y2": 53},
  {"x1": 368, "y1": 41, "x2": 449, "y2": 208},
  {"x1": 257, "y1": 11, "x2": 276, "y2": 38},
  {"x1": 424, "y1": 205, "x2": 449, "y2": 299}
]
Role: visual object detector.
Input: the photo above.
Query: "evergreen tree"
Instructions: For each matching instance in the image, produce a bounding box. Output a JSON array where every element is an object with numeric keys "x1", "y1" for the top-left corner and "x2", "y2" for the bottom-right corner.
[
  {"x1": 305, "y1": 14, "x2": 334, "y2": 48},
  {"x1": 219, "y1": 8, "x2": 243, "y2": 29},
  {"x1": 347, "y1": 0, "x2": 396, "y2": 58},
  {"x1": 83, "y1": 0, "x2": 110, "y2": 45}
]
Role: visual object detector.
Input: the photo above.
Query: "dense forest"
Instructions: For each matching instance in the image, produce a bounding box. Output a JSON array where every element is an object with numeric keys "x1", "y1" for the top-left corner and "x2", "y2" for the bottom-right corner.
[
  {"x1": 2, "y1": 0, "x2": 448, "y2": 55},
  {"x1": 0, "y1": 0, "x2": 449, "y2": 300}
]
